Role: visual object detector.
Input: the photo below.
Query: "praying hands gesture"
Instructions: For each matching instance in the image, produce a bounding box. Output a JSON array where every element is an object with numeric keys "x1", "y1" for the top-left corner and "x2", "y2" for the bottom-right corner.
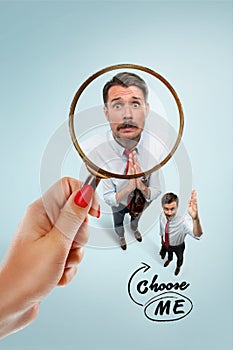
[
  {"x1": 131, "y1": 152, "x2": 151, "y2": 200},
  {"x1": 126, "y1": 151, "x2": 137, "y2": 191},
  {"x1": 116, "y1": 151, "x2": 150, "y2": 203}
]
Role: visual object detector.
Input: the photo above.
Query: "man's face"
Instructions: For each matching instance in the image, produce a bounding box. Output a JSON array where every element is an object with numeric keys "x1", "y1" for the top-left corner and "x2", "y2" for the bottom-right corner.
[
  {"x1": 104, "y1": 85, "x2": 149, "y2": 144},
  {"x1": 162, "y1": 201, "x2": 178, "y2": 221}
]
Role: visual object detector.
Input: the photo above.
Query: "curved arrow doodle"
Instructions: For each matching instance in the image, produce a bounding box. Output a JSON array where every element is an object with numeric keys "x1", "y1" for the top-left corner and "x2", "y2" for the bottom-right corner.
[{"x1": 128, "y1": 262, "x2": 151, "y2": 306}]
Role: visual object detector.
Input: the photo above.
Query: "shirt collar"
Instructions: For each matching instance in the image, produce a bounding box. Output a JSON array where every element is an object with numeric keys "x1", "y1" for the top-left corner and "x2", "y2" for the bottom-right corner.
[
  {"x1": 162, "y1": 211, "x2": 176, "y2": 222},
  {"x1": 107, "y1": 129, "x2": 145, "y2": 156},
  {"x1": 162, "y1": 212, "x2": 185, "y2": 224}
]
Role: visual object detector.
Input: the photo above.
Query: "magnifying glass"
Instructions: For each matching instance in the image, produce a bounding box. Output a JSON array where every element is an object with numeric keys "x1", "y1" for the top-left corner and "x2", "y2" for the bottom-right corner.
[{"x1": 69, "y1": 63, "x2": 184, "y2": 204}]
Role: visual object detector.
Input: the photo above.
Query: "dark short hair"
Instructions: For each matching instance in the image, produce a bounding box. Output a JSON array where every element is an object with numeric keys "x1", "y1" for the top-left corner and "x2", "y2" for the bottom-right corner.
[
  {"x1": 103, "y1": 72, "x2": 148, "y2": 104},
  {"x1": 161, "y1": 193, "x2": 179, "y2": 206}
]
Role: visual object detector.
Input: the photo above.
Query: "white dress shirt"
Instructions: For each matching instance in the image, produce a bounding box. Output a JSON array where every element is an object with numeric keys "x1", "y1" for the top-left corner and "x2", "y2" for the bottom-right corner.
[
  {"x1": 81, "y1": 129, "x2": 163, "y2": 207},
  {"x1": 159, "y1": 212, "x2": 200, "y2": 246}
]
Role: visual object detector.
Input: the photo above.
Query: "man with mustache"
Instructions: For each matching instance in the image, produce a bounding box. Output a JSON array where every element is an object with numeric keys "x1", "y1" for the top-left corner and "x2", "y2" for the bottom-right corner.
[
  {"x1": 100, "y1": 72, "x2": 162, "y2": 250},
  {"x1": 159, "y1": 190, "x2": 203, "y2": 275}
]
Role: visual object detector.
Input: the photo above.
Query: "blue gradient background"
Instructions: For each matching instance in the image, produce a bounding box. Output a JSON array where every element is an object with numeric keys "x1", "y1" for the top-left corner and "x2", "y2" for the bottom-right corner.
[{"x1": 0, "y1": 1, "x2": 232, "y2": 349}]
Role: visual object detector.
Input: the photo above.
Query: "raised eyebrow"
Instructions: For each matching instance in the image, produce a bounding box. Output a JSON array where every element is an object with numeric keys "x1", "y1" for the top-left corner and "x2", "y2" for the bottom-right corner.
[
  {"x1": 164, "y1": 206, "x2": 176, "y2": 210},
  {"x1": 110, "y1": 97, "x2": 122, "y2": 103},
  {"x1": 131, "y1": 96, "x2": 142, "y2": 101},
  {"x1": 110, "y1": 96, "x2": 143, "y2": 103}
]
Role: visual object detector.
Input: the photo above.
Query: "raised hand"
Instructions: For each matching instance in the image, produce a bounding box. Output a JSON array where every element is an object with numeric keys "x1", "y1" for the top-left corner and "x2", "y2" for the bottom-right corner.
[{"x1": 188, "y1": 190, "x2": 199, "y2": 220}]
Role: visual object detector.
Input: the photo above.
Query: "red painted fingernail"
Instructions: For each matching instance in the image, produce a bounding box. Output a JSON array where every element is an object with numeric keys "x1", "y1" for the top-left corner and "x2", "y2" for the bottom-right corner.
[
  {"x1": 97, "y1": 205, "x2": 101, "y2": 218},
  {"x1": 74, "y1": 185, "x2": 94, "y2": 208}
]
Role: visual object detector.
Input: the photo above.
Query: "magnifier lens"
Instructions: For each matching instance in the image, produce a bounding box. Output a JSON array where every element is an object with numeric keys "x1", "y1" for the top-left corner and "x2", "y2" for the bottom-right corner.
[
  {"x1": 67, "y1": 64, "x2": 184, "y2": 248},
  {"x1": 70, "y1": 66, "x2": 183, "y2": 179}
]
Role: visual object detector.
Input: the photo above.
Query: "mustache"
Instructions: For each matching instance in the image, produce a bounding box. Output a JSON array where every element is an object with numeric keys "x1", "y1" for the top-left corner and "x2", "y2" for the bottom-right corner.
[{"x1": 117, "y1": 122, "x2": 139, "y2": 131}]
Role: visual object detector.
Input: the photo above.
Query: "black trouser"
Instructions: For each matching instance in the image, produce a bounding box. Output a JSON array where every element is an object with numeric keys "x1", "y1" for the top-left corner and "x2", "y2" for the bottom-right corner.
[
  {"x1": 160, "y1": 242, "x2": 185, "y2": 267},
  {"x1": 111, "y1": 204, "x2": 140, "y2": 237}
]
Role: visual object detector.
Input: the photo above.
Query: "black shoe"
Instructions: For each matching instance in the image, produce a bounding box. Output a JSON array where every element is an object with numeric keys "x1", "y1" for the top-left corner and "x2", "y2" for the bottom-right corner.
[
  {"x1": 159, "y1": 249, "x2": 166, "y2": 259},
  {"x1": 174, "y1": 267, "x2": 180, "y2": 276},
  {"x1": 164, "y1": 260, "x2": 171, "y2": 267},
  {"x1": 119, "y1": 237, "x2": 127, "y2": 250},
  {"x1": 134, "y1": 229, "x2": 142, "y2": 242}
]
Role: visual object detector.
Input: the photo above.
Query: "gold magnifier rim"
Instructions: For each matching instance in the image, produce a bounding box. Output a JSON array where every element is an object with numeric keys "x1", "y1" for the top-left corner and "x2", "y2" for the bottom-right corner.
[{"x1": 69, "y1": 63, "x2": 184, "y2": 179}]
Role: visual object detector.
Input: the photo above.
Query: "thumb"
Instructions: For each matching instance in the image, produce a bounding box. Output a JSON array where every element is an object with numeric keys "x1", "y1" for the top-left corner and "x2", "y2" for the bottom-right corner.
[{"x1": 50, "y1": 184, "x2": 94, "y2": 243}]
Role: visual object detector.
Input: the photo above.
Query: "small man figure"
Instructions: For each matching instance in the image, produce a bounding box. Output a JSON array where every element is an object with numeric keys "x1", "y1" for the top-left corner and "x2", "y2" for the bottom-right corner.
[{"x1": 159, "y1": 190, "x2": 203, "y2": 275}]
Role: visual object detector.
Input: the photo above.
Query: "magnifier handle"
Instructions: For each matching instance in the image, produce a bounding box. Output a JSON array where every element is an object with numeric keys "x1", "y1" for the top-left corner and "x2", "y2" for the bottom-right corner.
[
  {"x1": 83, "y1": 174, "x2": 101, "y2": 191},
  {"x1": 75, "y1": 175, "x2": 101, "y2": 208}
]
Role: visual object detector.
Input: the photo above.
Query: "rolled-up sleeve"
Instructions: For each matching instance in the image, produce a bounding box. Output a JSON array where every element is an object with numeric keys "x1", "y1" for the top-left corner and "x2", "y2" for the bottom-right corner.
[
  {"x1": 159, "y1": 213, "x2": 164, "y2": 237},
  {"x1": 183, "y1": 216, "x2": 203, "y2": 240},
  {"x1": 102, "y1": 171, "x2": 161, "y2": 207},
  {"x1": 102, "y1": 178, "x2": 119, "y2": 207},
  {"x1": 147, "y1": 171, "x2": 162, "y2": 202}
]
